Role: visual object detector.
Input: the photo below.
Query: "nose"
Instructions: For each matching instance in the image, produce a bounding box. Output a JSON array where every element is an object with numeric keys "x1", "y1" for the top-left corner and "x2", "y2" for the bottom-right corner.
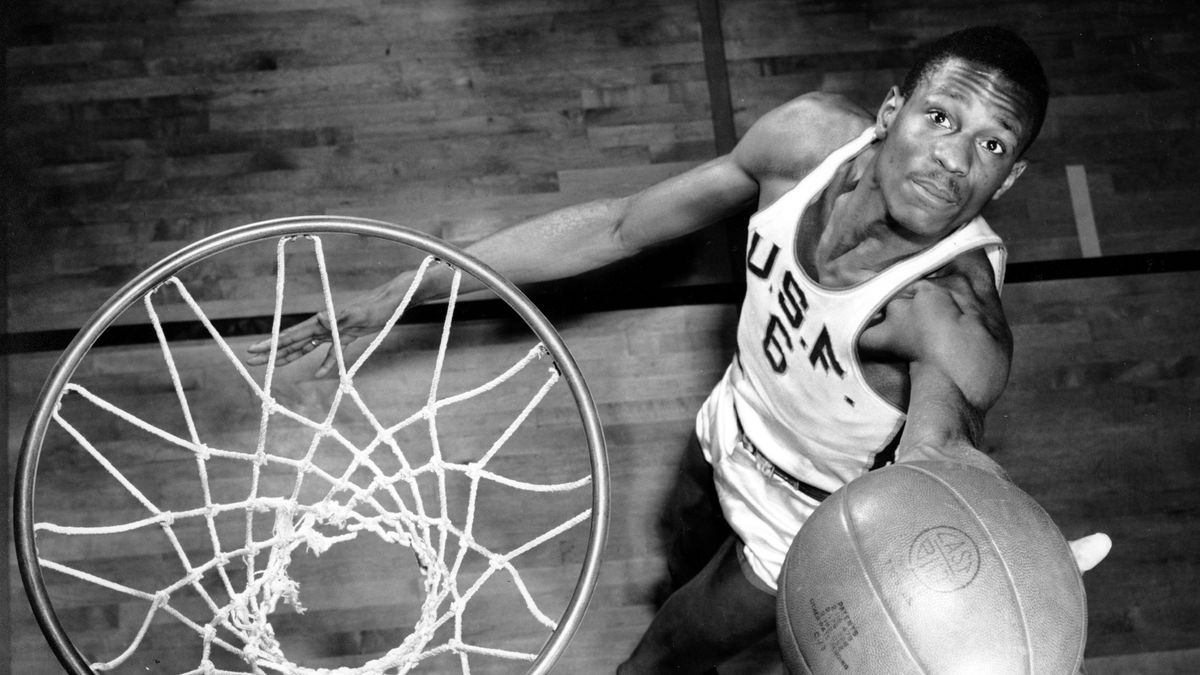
[{"x1": 932, "y1": 135, "x2": 970, "y2": 175}]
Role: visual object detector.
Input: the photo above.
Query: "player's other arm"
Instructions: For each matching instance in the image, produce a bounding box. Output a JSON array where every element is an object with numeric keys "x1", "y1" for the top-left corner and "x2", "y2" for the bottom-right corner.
[
  {"x1": 243, "y1": 152, "x2": 754, "y2": 370},
  {"x1": 247, "y1": 93, "x2": 852, "y2": 370},
  {"x1": 245, "y1": 155, "x2": 758, "y2": 371}
]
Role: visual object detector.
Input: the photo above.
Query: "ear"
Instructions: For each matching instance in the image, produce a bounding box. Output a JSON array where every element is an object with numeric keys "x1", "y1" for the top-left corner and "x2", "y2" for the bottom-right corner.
[
  {"x1": 874, "y1": 86, "x2": 903, "y2": 139},
  {"x1": 991, "y1": 159, "x2": 1028, "y2": 200}
]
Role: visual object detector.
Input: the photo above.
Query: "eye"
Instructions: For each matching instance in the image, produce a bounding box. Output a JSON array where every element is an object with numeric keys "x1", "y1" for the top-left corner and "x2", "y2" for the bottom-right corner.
[
  {"x1": 981, "y1": 139, "x2": 1007, "y2": 156},
  {"x1": 926, "y1": 110, "x2": 951, "y2": 128}
]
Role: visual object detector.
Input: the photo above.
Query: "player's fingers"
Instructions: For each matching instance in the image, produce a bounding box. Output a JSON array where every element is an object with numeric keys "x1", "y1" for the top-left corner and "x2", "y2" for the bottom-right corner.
[
  {"x1": 1069, "y1": 532, "x2": 1112, "y2": 573},
  {"x1": 314, "y1": 334, "x2": 355, "y2": 377},
  {"x1": 250, "y1": 333, "x2": 320, "y2": 367},
  {"x1": 247, "y1": 335, "x2": 305, "y2": 364},
  {"x1": 246, "y1": 313, "x2": 330, "y2": 363},
  {"x1": 315, "y1": 348, "x2": 337, "y2": 378},
  {"x1": 247, "y1": 322, "x2": 312, "y2": 355}
]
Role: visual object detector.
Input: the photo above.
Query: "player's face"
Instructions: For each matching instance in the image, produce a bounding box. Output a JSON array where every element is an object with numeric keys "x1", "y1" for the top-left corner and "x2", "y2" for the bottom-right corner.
[{"x1": 872, "y1": 58, "x2": 1032, "y2": 238}]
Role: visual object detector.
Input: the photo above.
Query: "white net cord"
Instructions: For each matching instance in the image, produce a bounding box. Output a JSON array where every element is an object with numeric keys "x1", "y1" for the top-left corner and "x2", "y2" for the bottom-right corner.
[{"x1": 32, "y1": 234, "x2": 595, "y2": 675}]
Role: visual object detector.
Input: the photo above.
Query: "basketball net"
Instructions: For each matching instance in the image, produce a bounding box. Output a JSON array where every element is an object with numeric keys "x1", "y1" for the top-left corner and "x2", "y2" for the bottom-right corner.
[{"x1": 31, "y1": 235, "x2": 594, "y2": 674}]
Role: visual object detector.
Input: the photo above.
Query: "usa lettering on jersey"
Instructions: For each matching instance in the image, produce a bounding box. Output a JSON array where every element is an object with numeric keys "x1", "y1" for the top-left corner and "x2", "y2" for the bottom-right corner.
[{"x1": 747, "y1": 231, "x2": 846, "y2": 378}]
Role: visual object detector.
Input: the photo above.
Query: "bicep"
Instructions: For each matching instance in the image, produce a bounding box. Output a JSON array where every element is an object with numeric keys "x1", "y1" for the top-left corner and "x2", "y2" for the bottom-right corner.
[
  {"x1": 862, "y1": 268, "x2": 1012, "y2": 412},
  {"x1": 615, "y1": 93, "x2": 861, "y2": 253}
]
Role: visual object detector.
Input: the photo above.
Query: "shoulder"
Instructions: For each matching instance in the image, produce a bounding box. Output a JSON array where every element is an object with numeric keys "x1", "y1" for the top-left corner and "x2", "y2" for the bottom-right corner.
[
  {"x1": 866, "y1": 250, "x2": 1013, "y2": 410},
  {"x1": 938, "y1": 249, "x2": 1008, "y2": 343},
  {"x1": 916, "y1": 253, "x2": 1013, "y2": 409},
  {"x1": 732, "y1": 92, "x2": 875, "y2": 182}
]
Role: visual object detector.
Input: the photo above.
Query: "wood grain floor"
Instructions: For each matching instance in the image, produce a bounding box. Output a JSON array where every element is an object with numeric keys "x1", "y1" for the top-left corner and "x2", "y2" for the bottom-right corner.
[
  {"x1": 7, "y1": 0, "x2": 1200, "y2": 332},
  {"x1": 8, "y1": 266, "x2": 1200, "y2": 673}
]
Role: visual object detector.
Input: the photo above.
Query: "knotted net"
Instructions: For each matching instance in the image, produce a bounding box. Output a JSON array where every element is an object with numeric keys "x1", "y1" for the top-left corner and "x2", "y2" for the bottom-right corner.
[{"x1": 16, "y1": 217, "x2": 608, "y2": 675}]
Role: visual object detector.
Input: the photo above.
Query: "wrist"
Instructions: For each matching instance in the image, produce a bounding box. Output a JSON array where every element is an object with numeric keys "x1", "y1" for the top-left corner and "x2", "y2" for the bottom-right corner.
[
  {"x1": 381, "y1": 267, "x2": 439, "y2": 307},
  {"x1": 900, "y1": 440, "x2": 1008, "y2": 481}
]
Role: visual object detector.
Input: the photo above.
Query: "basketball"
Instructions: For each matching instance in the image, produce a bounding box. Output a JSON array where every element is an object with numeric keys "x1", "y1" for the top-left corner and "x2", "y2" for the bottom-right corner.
[{"x1": 776, "y1": 460, "x2": 1086, "y2": 674}]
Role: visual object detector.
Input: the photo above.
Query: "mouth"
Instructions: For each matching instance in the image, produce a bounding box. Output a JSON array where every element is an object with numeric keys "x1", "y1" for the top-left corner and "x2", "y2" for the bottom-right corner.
[{"x1": 911, "y1": 177, "x2": 960, "y2": 207}]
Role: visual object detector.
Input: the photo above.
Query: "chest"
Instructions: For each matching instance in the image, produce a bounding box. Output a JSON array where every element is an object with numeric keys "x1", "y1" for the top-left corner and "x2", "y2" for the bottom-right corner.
[{"x1": 750, "y1": 174, "x2": 913, "y2": 408}]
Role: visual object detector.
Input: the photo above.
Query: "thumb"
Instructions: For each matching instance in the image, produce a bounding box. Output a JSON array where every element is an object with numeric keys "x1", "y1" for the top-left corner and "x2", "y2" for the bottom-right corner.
[{"x1": 1069, "y1": 532, "x2": 1112, "y2": 573}]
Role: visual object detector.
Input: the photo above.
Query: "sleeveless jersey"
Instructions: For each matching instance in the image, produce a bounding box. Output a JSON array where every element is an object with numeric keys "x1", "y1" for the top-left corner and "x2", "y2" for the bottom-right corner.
[{"x1": 698, "y1": 126, "x2": 1007, "y2": 495}]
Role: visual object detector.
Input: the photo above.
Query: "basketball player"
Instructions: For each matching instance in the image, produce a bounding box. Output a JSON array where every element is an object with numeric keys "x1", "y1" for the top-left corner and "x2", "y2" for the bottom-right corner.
[{"x1": 248, "y1": 26, "x2": 1111, "y2": 672}]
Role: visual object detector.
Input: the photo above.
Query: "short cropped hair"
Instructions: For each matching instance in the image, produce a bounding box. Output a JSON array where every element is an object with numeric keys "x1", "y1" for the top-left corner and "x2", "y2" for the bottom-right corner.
[{"x1": 900, "y1": 26, "x2": 1049, "y2": 153}]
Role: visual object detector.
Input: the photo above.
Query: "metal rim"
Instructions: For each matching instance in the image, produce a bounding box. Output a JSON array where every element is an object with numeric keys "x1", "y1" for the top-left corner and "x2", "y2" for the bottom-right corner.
[{"x1": 14, "y1": 215, "x2": 609, "y2": 675}]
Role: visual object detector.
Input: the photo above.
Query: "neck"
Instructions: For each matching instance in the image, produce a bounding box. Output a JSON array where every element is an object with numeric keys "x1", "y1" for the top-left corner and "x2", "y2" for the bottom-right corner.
[{"x1": 815, "y1": 153, "x2": 944, "y2": 283}]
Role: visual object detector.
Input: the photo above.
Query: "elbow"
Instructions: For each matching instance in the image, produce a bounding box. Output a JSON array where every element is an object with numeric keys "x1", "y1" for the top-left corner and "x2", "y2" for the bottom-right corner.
[
  {"x1": 953, "y1": 322, "x2": 1012, "y2": 412},
  {"x1": 970, "y1": 346, "x2": 1011, "y2": 412},
  {"x1": 607, "y1": 194, "x2": 644, "y2": 257},
  {"x1": 962, "y1": 361, "x2": 1008, "y2": 414}
]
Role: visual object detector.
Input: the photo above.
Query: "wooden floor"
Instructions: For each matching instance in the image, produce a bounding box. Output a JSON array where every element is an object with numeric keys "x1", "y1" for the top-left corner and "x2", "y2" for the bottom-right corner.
[
  {"x1": 6, "y1": 0, "x2": 1200, "y2": 332},
  {"x1": 6, "y1": 0, "x2": 1200, "y2": 672},
  {"x1": 7, "y1": 265, "x2": 1200, "y2": 673}
]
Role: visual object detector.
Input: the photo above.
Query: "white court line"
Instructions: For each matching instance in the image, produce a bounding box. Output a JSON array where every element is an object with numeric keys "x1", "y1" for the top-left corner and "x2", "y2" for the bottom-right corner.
[{"x1": 1066, "y1": 164, "x2": 1102, "y2": 258}]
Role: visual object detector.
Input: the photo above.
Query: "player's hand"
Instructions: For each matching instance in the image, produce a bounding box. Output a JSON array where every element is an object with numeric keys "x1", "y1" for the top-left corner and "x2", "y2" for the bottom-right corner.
[
  {"x1": 1068, "y1": 532, "x2": 1111, "y2": 573},
  {"x1": 245, "y1": 282, "x2": 406, "y2": 376}
]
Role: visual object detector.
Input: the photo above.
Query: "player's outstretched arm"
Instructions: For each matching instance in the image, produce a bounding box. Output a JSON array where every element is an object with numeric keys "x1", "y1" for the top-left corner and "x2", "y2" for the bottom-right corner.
[
  {"x1": 246, "y1": 148, "x2": 761, "y2": 374},
  {"x1": 900, "y1": 362, "x2": 1112, "y2": 573},
  {"x1": 245, "y1": 92, "x2": 868, "y2": 374},
  {"x1": 893, "y1": 363, "x2": 1003, "y2": 475},
  {"x1": 860, "y1": 251, "x2": 1013, "y2": 474},
  {"x1": 867, "y1": 260, "x2": 1110, "y2": 573}
]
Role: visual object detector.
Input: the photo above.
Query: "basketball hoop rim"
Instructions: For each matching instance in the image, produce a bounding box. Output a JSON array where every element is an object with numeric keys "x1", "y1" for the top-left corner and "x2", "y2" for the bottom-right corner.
[{"x1": 14, "y1": 215, "x2": 610, "y2": 675}]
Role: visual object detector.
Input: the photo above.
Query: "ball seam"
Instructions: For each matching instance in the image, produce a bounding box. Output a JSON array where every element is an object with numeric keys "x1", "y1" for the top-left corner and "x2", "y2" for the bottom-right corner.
[
  {"x1": 900, "y1": 463, "x2": 1035, "y2": 674},
  {"x1": 842, "y1": 474, "x2": 930, "y2": 674}
]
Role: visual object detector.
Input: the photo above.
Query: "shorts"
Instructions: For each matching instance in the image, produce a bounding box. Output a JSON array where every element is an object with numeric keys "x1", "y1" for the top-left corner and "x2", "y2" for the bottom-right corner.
[
  {"x1": 707, "y1": 432, "x2": 822, "y2": 592},
  {"x1": 695, "y1": 386, "x2": 824, "y2": 592},
  {"x1": 664, "y1": 434, "x2": 776, "y2": 597}
]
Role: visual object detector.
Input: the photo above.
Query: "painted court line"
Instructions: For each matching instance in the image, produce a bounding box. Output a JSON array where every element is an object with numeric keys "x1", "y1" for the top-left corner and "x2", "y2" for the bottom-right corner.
[{"x1": 1066, "y1": 164, "x2": 1102, "y2": 258}]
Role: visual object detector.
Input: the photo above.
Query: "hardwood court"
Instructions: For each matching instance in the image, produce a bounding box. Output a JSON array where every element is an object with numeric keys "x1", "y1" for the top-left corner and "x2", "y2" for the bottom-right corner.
[
  {"x1": 6, "y1": 0, "x2": 1200, "y2": 672},
  {"x1": 9, "y1": 271, "x2": 1200, "y2": 672},
  {"x1": 10, "y1": 260, "x2": 604, "y2": 673}
]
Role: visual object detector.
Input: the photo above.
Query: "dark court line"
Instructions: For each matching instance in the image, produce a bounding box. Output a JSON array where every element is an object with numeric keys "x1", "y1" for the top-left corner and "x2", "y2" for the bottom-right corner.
[
  {"x1": 3, "y1": 251, "x2": 1199, "y2": 356},
  {"x1": 697, "y1": 0, "x2": 738, "y2": 155},
  {"x1": 696, "y1": 0, "x2": 748, "y2": 294}
]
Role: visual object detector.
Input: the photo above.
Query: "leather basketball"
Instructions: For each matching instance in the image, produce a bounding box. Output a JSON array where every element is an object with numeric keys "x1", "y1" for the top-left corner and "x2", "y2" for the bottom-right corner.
[{"x1": 776, "y1": 460, "x2": 1086, "y2": 674}]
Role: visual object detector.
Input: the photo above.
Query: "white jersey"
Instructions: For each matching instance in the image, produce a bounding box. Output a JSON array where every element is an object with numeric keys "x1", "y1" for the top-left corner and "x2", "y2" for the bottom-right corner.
[{"x1": 696, "y1": 126, "x2": 1007, "y2": 589}]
